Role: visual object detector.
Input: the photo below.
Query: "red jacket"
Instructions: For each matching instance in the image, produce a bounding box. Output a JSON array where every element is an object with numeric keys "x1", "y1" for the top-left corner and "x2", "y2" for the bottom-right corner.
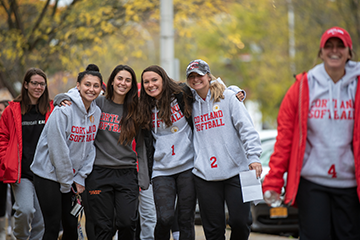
[
  {"x1": 0, "y1": 101, "x2": 54, "y2": 183},
  {"x1": 262, "y1": 73, "x2": 360, "y2": 206}
]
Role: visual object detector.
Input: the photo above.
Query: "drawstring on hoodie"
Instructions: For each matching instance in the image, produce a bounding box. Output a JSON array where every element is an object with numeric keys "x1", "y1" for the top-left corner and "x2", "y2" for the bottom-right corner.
[
  {"x1": 328, "y1": 81, "x2": 335, "y2": 119},
  {"x1": 194, "y1": 90, "x2": 212, "y2": 117},
  {"x1": 154, "y1": 106, "x2": 158, "y2": 134}
]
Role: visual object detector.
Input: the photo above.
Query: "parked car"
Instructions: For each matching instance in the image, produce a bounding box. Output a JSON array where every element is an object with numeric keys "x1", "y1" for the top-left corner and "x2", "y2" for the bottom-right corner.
[{"x1": 250, "y1": 129, "x2": 299, "y2": 236}]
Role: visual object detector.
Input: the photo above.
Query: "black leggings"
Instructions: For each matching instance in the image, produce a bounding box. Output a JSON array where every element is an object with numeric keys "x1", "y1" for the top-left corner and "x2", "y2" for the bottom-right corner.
[
  {"x1": 296, "y1": 177, "x2": 360, "y2": 240},
  {"x1": 152, "y1": 169, "x2": 196, "y2": 240},
  {"x1": 0, "y1": 182, "x2": 8, "y2": 216},
  {"x1": 33, "y1": 175, "x2": 78, "y2": 240},
  {"x1": 194, "y1": 174, "x2": 251, "y2": 240}
]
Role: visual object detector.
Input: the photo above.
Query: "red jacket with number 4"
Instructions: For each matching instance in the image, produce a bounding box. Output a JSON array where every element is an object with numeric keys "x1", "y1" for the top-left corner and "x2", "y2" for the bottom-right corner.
[
  {"x1": 0, "y1": 101, "x2": 54, "y2": 183},
  {"x1": 262, "y1": 73, "x2": 360, "y2": 206}
]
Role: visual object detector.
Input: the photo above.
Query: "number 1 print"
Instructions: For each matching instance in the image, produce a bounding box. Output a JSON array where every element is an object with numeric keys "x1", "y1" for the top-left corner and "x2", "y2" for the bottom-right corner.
[{"x1": 171, "y1": 145, "x2": 175, "y2": 155}]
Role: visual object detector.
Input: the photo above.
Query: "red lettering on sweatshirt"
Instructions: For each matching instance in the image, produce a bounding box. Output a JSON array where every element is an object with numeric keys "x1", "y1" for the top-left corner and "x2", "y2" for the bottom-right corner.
[
  {"x1": 99, "y1": 112, "x2": 121, "y2": 133},
  {"x1": 194, "y1": 110, "x2": 225, "y2": 132},
  {"x1": 151, "y1": 104, "x2": 184, "y2": 128},
  {"x1": 308, "y1": 98, "x2": 354, "y2": 120},
  {"x1": 69, "y1": 125, "x2": 97, "y2": 142}
]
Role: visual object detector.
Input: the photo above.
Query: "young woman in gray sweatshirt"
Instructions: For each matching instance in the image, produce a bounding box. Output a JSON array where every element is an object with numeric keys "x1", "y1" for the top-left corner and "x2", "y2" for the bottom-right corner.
[
  {"x1": 186, "y1": 59, "x2": 262, "y2": 240},
  {"x1": 31, "y1": 64, "x2": 102, "y2": 240},
  {"x1": 53, "y1": 65, "x2": 148, "y2": 239}
]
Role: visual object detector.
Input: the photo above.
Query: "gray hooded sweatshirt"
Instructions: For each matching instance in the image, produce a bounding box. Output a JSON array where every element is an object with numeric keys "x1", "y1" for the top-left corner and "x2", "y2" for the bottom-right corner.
[
  {"x1": 302, "y1": 61, "x2": 360, "y2": 188},
  {"x1": 191, "y1": 88, "x2": 262, "y2": 181},
  {"x1": 31, "y1": 89, "x2": 101, "y2": 193}
]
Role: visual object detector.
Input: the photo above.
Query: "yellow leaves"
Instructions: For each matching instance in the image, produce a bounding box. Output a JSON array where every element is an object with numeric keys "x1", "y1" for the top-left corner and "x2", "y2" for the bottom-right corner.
[
  {"x1": 100, "y1": 21, "x2": 115, "y2": 34},
  {"x1": 0, "y1": 30, "x2": 25, "y2": 62},
  {"x1": 124, "y1": 0, "x2": 153, "y2": 22},
  {"x1": 131, "y1": 50, "x2": 143, "y2": 58},
  {"x1": 228, "y1": 34, "x2": 245, "y2": 49}
]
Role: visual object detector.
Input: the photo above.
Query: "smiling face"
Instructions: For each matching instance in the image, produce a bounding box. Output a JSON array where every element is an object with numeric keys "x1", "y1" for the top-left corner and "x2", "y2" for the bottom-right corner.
[
  {"x1": 76, "y1": 74, "x2": 102, "y2": 109},
  {"x1": 24, "y1": 74, "x2": 46, "y2": 104},
  {"x1": 112, "y1": 70, "x2": 132, "y2": 102},
  {"x1": 142, "y1": 71, "x2": 163, "y2": 100},
  {"x1": 187, "y1": 72, "x2": 211, "y2": 98},
  {"x1": 320, "y1": 37, "x2": 351, "y2": 72}
]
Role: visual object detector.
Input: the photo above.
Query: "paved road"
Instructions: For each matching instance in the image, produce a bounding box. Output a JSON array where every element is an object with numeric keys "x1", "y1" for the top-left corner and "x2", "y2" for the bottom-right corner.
[
  {"x1": 192, "y1": 225, "x2": 296, "y2": 240},
  {"x1": 3, "y1": 219, "x2": 295, "y2": 240},
  {"x1": 5, "y1": 221, "x2": 295, "y2": 240}
]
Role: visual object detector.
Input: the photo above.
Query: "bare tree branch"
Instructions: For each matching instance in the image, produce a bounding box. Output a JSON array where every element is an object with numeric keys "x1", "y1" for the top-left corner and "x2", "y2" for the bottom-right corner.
[
  {"x1": 28, "y1": 0, "x2": 51, "y2": 49},
  {"x1": 1, "y1": 0, "x2": 14, "y2": 29},
  {"x1": 51, "y1": 0, "x2": 59, "y2": 18},
  {"x1": 9, "y1": 0, "x2": 24, "y2": 34},
  {"x1": 0, "y1": 71, "x2": 19, "y2": 98}
]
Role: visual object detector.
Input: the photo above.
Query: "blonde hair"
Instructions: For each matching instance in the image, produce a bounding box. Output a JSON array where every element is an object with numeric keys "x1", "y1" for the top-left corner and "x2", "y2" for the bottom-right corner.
[{"x1": 208, "y1": 73, "x2": 225, "y2": 102}]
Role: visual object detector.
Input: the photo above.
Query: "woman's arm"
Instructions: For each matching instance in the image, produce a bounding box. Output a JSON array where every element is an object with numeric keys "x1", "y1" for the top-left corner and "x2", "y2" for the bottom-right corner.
[
  {"x1": 73, "y1": 144, "x2": 96, "y2": 192},
  {"x1": 46, "y1": 108, "x2": 74, "y2": 193},
  {"x1": 229, "y1": 95, "x2": 262, "y2": 177},
  {"x1": 0, "y1": 107, "x2": 11, "y2": 164}
]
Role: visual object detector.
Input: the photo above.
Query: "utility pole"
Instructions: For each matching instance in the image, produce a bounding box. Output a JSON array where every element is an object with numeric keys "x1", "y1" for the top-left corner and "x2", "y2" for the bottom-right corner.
[
  {"x1": 287, "y1": 0, "x2": 296, "y2": 74},
  {"x1": 160, "y1": 0, "x2": 175, "y2": 79}
]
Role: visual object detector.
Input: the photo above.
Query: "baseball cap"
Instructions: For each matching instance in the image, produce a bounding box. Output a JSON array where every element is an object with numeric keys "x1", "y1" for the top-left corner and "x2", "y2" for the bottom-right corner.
[
  {"x1": 186, "y1": 59, "x2": 211, "y2": 78},
  {"x1": 320, "y1": 27, "x2": 352, "y2": 49}
]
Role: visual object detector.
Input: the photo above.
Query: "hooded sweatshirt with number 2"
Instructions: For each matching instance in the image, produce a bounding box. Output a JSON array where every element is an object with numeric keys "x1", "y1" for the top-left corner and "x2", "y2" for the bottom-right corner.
[{"x1": 191, "y1": 88, "x2": 262, "y2": 181}]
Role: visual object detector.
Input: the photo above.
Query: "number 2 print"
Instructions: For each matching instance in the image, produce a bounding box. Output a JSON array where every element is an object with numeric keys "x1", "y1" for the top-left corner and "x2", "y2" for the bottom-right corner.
[{"x1": 210, "y1": 156, "x2": 218, "y2": 168}]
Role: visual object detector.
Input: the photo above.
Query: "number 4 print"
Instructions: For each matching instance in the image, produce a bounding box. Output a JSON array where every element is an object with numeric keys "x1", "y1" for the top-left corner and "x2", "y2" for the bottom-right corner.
[
  {"x1": 328, "y1": 164, "x2": 337, "y2": 178},
  {"x1": 210, "y1": 156, "x2": 218, "y2": 168}
]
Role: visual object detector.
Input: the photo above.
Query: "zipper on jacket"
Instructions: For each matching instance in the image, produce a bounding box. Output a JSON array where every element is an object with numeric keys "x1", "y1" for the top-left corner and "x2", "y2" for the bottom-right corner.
[
  {"x1": 290, "y1": 74, "x2": 305, "y2": 205},
  {"x1": 17, "y1": 143, "x2": 20, "y2": 183}
]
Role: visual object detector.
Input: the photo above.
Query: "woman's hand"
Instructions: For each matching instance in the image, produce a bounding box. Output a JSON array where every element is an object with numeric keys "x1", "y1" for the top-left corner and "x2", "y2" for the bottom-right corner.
[
  {"x1": 236, "y1": 91, "x2": 245, "y2": 101},
  {"x1": 249, "y1": 162, "x2": 262, "y2": 178},
  {"x1": 60, "y1": 100, "x2": 72, "y2": 106},
  {"x1": 75, "y1": 182, "x2": 85, "y2": 194}
]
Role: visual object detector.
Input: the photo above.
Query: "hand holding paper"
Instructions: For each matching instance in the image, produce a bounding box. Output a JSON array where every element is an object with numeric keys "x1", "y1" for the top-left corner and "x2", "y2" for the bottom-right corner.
[{"x1": 239, "y1": 170, "x2": 263, "y2": 204}]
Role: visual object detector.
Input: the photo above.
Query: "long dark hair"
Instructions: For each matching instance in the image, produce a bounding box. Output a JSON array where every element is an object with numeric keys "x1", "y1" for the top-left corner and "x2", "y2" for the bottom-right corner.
[
  {"x1": 138, "y1": 65, "x2": 191, "y2": 130},
  {"x1": 106, "y1": 65, "x2": 139, "y2": 145},
  {"x1": 13, "y1": 68, "x2": 51, "y2": 115}
]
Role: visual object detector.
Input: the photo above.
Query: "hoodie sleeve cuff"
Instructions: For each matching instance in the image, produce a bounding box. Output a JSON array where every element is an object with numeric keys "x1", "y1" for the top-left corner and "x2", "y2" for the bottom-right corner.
[
  {"x1": 73, "y1": 174, "x2": 85, "y2": 187},
  {"x1": 248, "y1": 155, "x2": 261, "y2": 165},
  {"x1": 60, "y1": 184, "x2": 71, "y2": 193},
  {"x1": 53, "y1": 93, "x2": 71, "y2": 106}
]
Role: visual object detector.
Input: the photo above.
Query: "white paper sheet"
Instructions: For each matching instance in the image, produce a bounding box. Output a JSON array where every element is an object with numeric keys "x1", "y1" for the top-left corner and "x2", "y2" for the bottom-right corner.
[{"x1": 239, "y1": 170, "x2": 263, "y2": 204}]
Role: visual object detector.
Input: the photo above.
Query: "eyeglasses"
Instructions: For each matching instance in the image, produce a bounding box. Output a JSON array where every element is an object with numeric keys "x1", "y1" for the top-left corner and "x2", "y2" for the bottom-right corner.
[{"x1": 29, "y1": 81, "x2": 46, "y2": 87}]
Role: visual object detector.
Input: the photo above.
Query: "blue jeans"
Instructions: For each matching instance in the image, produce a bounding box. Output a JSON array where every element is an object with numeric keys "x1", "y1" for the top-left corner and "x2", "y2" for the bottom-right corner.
[
  {"x1": 139, "y1": 184, "x2": 156, "y2": 240},
  {"x1": 11, "y1": 178, "x2": 44, "y2": 240}
]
